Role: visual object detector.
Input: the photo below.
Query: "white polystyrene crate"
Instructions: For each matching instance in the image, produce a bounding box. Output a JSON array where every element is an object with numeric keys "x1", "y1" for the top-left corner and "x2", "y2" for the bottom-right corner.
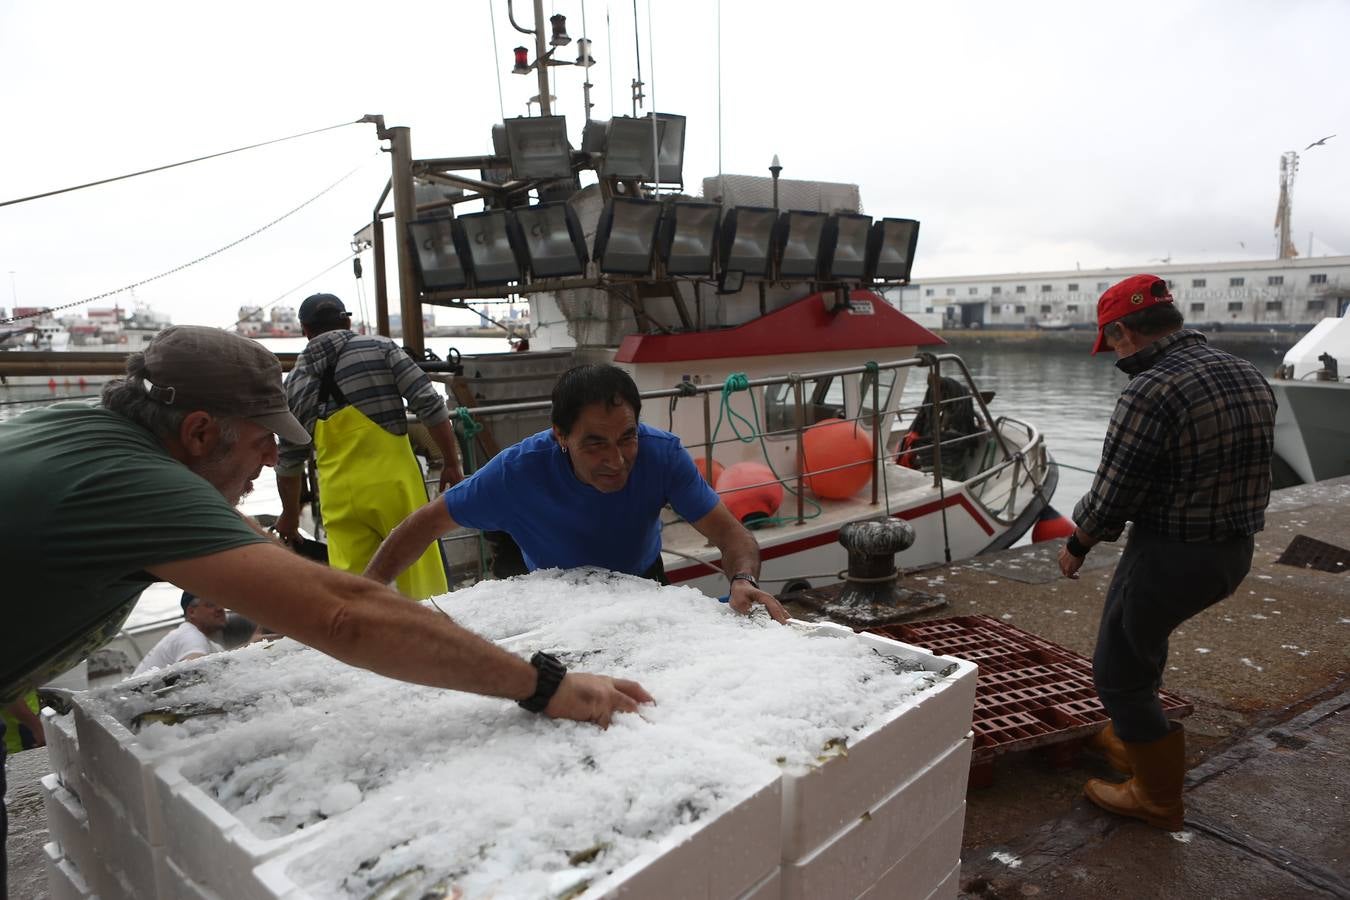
[
  {"x1": 43, "y1": 841, "x2": 97, "y2": 900},
  {"x1": 152, "y1": 764, "x2": 329, "y2": 900},
  {"x1": 920, "y1": 860, "x2": 961, "y2": 900},
  {"x1": 42, "y1": 706, "x2": 86, "y2": 799},
  {"x1": 854, "y1": 803, "x2": 965, "y2": 900},
  {"x1": 73, "y1": 697, "x2": 184, "y2": 844},
  {"x1": 79, "y1": 776, "x2": 165, "y2": 900},
  {"x1": 780, "y1": 736, "x2": 971, "y2": 900},
  {"x1": 40, "y1": 773, "x2": 102, "y2": 890},
  {"x1": 779, "y1": 623, "x2": 977, "y2": 860},
  {"x1": 158, "y1": 854, "x2": 227, "y2": 900},
  {"x1": 736, "y1": 866, "x2": 780, "y2": 900},
  {"x1": 251, "y1": 776, "x2": 782, "y2": 900}
]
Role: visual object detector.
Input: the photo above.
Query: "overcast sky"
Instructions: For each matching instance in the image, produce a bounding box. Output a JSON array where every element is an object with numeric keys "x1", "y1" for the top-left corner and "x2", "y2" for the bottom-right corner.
[{"x1": 2, "y1": 0, "x2": 1346, "y2": 329}]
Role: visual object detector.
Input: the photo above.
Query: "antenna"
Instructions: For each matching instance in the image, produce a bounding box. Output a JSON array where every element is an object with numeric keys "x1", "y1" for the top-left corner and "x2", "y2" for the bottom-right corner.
[{"x1": 630, "y1": 0, "x2": 645, "y2": 116}]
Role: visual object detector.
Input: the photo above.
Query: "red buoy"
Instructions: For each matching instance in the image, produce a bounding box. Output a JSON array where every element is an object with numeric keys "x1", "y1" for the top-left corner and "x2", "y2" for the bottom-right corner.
[
  {"x1": 47, "y1": 378, "x2": 57, "y2": 390},
  {"x1": 718, "y1": 461, "x2": 783, "y2": 525},
  {"x1": 690, "y1": 454, "x2": 725, "y2": 488},
  {"x1": 1031, "y1": 505, "x2": 1076, "y2": 543},
  {"x1": 802, "y1": 418, "x2": 873, "y2": 499}
]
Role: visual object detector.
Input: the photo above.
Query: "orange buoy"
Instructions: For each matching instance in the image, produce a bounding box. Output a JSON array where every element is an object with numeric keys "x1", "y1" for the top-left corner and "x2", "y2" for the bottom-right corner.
[
  {"x1": 1031, "y1": 505, "x2": 1076, "y2": 542},
  {"x1": 690, "y1": 453, "x2": 725, "y2": 488},
  {"x1": 802, "y1": 418, "x2": 874, "y2": 499},
  {"x1": 717, "y1": 461, "x2": 783, "y2": 525}
]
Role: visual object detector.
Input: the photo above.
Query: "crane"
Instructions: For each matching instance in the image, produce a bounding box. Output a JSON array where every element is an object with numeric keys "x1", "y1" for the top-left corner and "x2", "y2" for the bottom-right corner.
[{"x1": 1274, "y1": 151, "x2": 1299, "y2": 260}]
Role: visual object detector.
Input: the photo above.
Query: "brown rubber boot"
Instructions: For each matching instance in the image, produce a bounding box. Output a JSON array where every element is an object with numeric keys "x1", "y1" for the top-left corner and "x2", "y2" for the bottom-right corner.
[
  {"x1": 1083, "y1": 724, "x2": 1186, "y2": 831},
  {"x1": 1086, "y1": 723, "x2": 1132, "y2": 774}
]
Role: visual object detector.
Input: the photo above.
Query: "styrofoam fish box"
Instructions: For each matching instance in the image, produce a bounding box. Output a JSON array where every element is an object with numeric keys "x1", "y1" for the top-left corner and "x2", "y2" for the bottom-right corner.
[
  {"x1": 251, "y1": 777, "x2": 781, "y2": 900},
  {"x1": 43, "y1": 841, "x2": 97, "y2": 900},
  {"x1": 151, "y1": 764, "x2": 328, "y2": 900},
  {"x1": 780, "y1": 735, "x2": 972, "y2": 900},
  {"x1": 854, "y1": 803, "x2": 965, "y2": 900},
  {"x1": 779, "y1": 623, "x2": 977, "y2": 860},
  {"x1": 79, "y1": 775, "x2": 165, "y2": 900},
  {"x1": 158, "y1": 855, "x2": 227, "y2": 900},
  {"x1": 737, "y1": 867, "x2": 781, "y2": 900},
  {"x1": 42, "y1": 706, "x2": 85, "y2": 799},
  {"x1": 919, "y1": 860, "x2": 961, "y2": 900},
  {"x1": 73, "y1": 698, "x2": 187, "y2": 843},
  {"x1": 40, "y1": 773, "x2": 102, "y2": 891}
]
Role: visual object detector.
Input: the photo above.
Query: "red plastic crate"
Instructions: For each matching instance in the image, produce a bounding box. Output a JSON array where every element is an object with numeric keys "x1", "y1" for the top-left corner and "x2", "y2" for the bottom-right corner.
[{"x1": 871, "y1": 615, "x2": 1193, "y2": 764}]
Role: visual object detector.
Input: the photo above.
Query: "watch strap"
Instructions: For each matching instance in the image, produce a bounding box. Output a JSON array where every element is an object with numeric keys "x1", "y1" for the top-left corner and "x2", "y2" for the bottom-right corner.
[
  {"x1": 730, "y1": 572, "x2": 759, "y2": 590},
  {"x1": 518, "y1": 651, "x2": 567, "y2": 713}
]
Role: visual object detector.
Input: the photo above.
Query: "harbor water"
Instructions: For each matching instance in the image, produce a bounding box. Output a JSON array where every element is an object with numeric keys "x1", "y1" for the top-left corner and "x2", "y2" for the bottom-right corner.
[{"x1": 0, "y1": 337, "x2": 1285, "y2": 627}]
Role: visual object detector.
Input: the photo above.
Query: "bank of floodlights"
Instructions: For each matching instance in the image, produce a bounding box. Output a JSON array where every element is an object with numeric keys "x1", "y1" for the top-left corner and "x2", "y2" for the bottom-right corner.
[
  {"x1": 503, "y1": 116, "x2": 573, "y2": 181},
  {"x1": 775, "y1": 210, "x2": 829, "y2": 279},
  {"x1": 867, "y1": 217, "x2": 921, "y2": 282},
  {"x1": 594, "y1": 197, "x2": 663, "y2": 274},
  {"x1": 658, "y1": 201, "x2": 721, "y2": 276},
  {"x1": 513, "y1": 203, "x2": 589, "y2": 278},
  {"x1": 600, "y1": 116, "x2": 665, "y2": 181},
  {"x1": 409, "y1": 217, "x2": 470, "y2": 291},
  {"x1": 458, "y1": 209, "x2": 525, "y2": 285},
  {"x1": 719, "y1": 206, "x2": 779, "y2": 279},
  {"x1": 646, "y1": 113, "x2": 687, "y2": 185},
  {"x1": 822, "y1": 213, "x2": 873, "y2": 280}
]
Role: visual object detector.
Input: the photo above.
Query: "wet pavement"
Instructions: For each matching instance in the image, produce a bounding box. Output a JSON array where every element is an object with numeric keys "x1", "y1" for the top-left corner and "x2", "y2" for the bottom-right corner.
[{"x1": 5, "y1": 478, "x2": 1349, "y2": 899}]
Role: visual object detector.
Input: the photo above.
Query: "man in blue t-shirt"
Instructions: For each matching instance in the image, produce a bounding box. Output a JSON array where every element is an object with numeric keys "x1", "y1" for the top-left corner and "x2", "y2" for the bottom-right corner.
[{"x1": 365, "y1": 364, "x2": 789, "y2": 623}]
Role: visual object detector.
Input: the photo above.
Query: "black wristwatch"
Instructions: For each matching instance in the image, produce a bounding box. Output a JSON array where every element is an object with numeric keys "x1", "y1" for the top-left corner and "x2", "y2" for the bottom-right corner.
[
  {"x1": 730, "y1": 572, "x2": 759, "y2": 590},
  {"x1": 518, "y1": 651, "x2": 567, "y2": 713},
  {"x1": 1066, "y1": 533, "x2": 1091, "y2": 558}
]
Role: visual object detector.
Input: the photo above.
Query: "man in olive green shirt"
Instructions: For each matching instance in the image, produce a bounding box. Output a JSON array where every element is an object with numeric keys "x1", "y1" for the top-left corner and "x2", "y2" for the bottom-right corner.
[{"x1": 0, "y1": 326, "x2": 651, "y2": 886}]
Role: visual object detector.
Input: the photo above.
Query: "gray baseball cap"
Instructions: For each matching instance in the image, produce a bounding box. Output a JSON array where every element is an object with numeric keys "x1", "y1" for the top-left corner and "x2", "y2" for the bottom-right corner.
[{"x1": 139, "y1": 325, "x2": 311, "y2": 444}]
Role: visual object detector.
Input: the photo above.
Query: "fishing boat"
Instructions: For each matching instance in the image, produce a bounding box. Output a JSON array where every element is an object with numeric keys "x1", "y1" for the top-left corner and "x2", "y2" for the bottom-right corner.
[{"x1": 1268, "y1": 310, "x2": 1350, "y2": 487}]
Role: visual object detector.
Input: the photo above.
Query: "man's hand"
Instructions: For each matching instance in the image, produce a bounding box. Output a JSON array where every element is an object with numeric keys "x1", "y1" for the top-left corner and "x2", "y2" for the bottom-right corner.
[
  {"x1": 728, "y1": 580, "x2": 791, "y2": 624},
  {"x1": 1058, "y1": 545, "x2": 1085, "y2": 579},
  {"x1": 544, "y1": 673, "x2": 654, "y2": 728},
  {"x1": 272, "y1": 509, "x2": 301, "y2": 545},
  {"x1": 437, "y1": 461, "x2": 465, "y2": 493}
]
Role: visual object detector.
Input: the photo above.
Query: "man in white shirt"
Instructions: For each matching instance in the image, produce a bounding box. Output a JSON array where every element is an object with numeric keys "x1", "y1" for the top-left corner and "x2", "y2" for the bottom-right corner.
[{"x1": 132, "y1": 592, "x2": 227, "y2": 675}]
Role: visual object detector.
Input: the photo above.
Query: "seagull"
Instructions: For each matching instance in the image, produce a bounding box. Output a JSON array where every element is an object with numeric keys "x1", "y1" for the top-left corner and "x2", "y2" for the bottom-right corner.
[{"x1": 1304, "y1": 135, "x2": 1335, "y2": 151}]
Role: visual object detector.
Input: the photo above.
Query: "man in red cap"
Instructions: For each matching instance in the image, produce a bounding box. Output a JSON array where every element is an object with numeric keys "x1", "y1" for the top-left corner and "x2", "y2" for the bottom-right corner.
[{"x1": 1058, "y1": 274, "x2": 1276, "y2": 831}]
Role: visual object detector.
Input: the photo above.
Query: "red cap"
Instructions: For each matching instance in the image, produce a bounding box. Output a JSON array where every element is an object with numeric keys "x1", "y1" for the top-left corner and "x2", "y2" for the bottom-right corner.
[{"x1": 1092, "y1": 274, "x2": 1173, "y2": 354}]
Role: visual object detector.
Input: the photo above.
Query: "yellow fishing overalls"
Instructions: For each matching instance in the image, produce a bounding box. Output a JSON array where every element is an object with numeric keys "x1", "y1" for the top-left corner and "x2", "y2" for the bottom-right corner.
[{"x1": 313, "y1": 365, "x2": 448, "y2": 600}]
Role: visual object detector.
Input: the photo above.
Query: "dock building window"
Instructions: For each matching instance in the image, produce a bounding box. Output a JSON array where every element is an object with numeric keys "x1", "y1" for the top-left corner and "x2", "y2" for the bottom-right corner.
[
  {"x1": 1015, "y1": 285, "x2": 1027, "y2": 294},
  {"x1": 968, "y1": 287, "x2": 978, "y2": 295},
  {"x1": 1067, "y1": 283, "x2": 1079, "y2": 292},
  {"x1": 1268, "y1": 276, "x2": 1284, "y2": 286},
  {"x1": 1227, "y1": 302, "x2": 1244, "y2": 312},
  {"x1": 991, "y1": 286, "x2": 1002, "y2": 295},
  {"x1": 1014, "y1": 305, "x2": 1026, "y2": 314},
  {"x1": 1191, "y1": 278, "x2": 1206, "y2": 288},
  {"x1": 1166, "y1": 280, "x2": 1175, "y2": 289},
  {"x1": 925, "y1": 288, "x2": 934, "y2": 297},
  {"x1": 1040, "y1": 284, "x2": 1052, "y2": 293},
  {"x1": 1190, "y1": 303, "x2": 1205, "y2": 313},
  {"x1": 1310, "y1": 273, "x2": 1328, "y2": 285},
  {"x1": 946, "y1": 288, "x2": 956, "y2": 296},
  {"x1": 1229, "y1": 277, "x2": 1245, "y2": 287},
  {"x1": 1097, "y1": 282, "x2": 1109, "y2": 291},
  {"x1": 1040, "y1": 304, "x2": 1052, "y2": 314},
  {"x1": 1066, "y1": 304, "x2": 1079, "y2": 313},
  {"x1": 1265, "y1": 300, "x2": 1283, "y2": 311},
  {"x1": 1307, "y1": 299, "x2": 1325, "y2": 312}
]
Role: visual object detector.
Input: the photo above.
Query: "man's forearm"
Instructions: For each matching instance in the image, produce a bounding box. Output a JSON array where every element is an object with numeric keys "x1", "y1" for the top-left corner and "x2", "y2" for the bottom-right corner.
[
  {"x1": 426, "y1": 420, "x2": 460, "y2": 469},
  {"x1": 364, "y1": 501, "x2": 448, "y2": 585},
  {"x1": 276, "y1": 473, "x2": 304, "y2": 516},
  {"x1": 717, "y1": 528, "x2": 761, "y2": 579}
]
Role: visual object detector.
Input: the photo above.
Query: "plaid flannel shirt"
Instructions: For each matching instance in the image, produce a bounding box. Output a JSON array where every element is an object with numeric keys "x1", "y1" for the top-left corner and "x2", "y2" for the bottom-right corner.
[
  {"x1": 1073, "y1": 330, "x2": 1276, "y2": 543},
  {"x1": 276, "y1": 330, "x2": 449, "y2": 477}
]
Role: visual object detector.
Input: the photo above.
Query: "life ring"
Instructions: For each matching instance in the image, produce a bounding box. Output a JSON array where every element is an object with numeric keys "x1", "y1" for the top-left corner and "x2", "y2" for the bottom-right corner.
[{"x1": 118, "y1": 334, "x2": 128, "y2": 344}]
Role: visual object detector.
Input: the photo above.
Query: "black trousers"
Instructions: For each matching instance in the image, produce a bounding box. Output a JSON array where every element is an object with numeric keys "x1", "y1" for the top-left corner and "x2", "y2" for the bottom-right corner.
[
  {"x1": 1093, "y1": 527, "x2": 1254, "y2": 743},
  {"x1": 2, "y1": 719, "x2": 8, "y2": 900}
]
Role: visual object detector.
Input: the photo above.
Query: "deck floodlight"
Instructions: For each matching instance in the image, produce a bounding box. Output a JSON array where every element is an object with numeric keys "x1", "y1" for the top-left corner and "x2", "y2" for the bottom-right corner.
[
  {"x1": 549, "y1": 14, "x2": 571, "y2": 46},
  {"x1": 776, "y1": 210, "x2": 828, "y2": 279},
  {"x1": 458, "y1": 209, "x2": 525, "y2": 285},
  {"x1": 822, "y1": 213, "x2": 874, "y2": 280},
  {"x1": 719, "y1": 206, "x2": 778, "y2": 278},
  {"x1": 645, "y1": 112, "x2": 686, "y2": 185},
  {"x1": 514, "y1": 203, "x2": 589, "y2": 278},
  {"x1": 512, "y1": 47, "x2": 530, "y2": 74},
  {"x1": 412, "y1": 179, "x2": 462, "y2": 220},
  {"x1": 503, "y1": 116, "x2": 573, "y2": 181},
  {"x1": 575, "y1": 37, "x2": 596, "y2": 67},
  {"x1": 600, "y1": 116, "x2": 665, "y2": 181},
  {"x1": 491, "y1": 123, "x2": 509, "y2": 156},
  {"x1": 593, "y1": 197, "x2": 662, "y2": 275},
  {"x1": 409, "y1": 217, "x2": 470, "y2": 291},
  {"x1": 581, "y1": 118, "x2": 608, "y2": 154},
  {"x1": 658, "y1": 201, "x2": 720, "y2": 276},
  {"x1": 867, "y1": 217, "x2": 921, "y2": 282}
]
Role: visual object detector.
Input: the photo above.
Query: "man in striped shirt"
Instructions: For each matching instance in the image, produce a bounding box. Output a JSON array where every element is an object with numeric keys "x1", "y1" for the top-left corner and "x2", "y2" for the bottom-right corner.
[
  {"x1": 1058, "y1": 274, "x2": 1276, "y2": 831},
  {"x1": 275, "y1": 293, "x2": 462, "y2": 599}
]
